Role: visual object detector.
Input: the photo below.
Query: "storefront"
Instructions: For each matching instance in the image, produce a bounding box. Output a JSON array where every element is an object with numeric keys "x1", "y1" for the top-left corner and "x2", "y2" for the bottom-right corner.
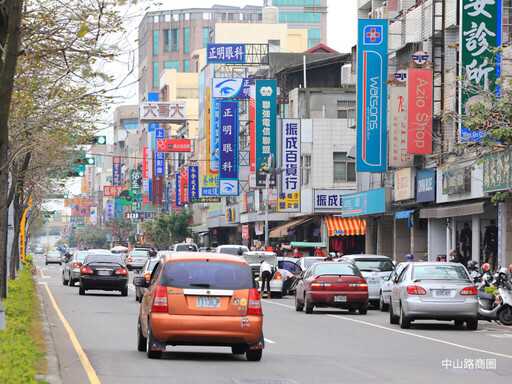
[{"x1": 324, "y1": 216, "x2": 366, "y2": 255}]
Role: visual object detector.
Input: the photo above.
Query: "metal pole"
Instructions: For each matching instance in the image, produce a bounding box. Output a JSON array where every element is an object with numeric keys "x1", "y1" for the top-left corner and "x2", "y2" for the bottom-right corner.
[
  {"x1": 264, "y1": 172, "x2": 270, "y2": 248},
  {"x1": 303, "y1": 55, "x2": 307, "y2": 89}
]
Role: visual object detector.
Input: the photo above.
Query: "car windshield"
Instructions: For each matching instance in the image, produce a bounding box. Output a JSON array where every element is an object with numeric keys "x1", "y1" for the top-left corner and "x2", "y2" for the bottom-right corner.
[
  {"x1": 131, "y1": 251, "x2": 149, "y2": 256},
  {"x1": 304, "y1": 258, "x2": 324, "y2": 268},
  {"x1": 159, "y1": 261, "x2": 253, "y2": 290},
  {"x1": 353, "y1": 259, "x2": 394, "y2": 272},
  {"x1": 76, "y1": 252, "x2": 89, "y2": 261},
  {"x1": 314, "y1": 263, "x2": 360, "y2": 276},
  {"x1": 412, "y1": 265, "x2": 470, "y2": 280},
  {"x1": 85, "y1": 255, "x2": 124, "y2": 265}
]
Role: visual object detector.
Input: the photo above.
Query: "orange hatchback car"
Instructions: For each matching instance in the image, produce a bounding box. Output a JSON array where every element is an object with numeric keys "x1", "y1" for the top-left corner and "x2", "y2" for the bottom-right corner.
[{"x1": 133, "y1": 252, "x2": 264, "y2": 360}]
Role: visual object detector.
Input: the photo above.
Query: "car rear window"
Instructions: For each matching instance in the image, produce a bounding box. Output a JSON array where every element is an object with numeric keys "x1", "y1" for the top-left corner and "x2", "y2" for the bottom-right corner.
[
  {"x1": 314, "y1": 263, "x2": 360, "y2": 276},
  {"x1": 159, "y1": 261, "x2": 253, "y2": 290},
  {"x1": 352, "y1": 259, "x2": 394, "y2": 272},
  {"x1": 218, "y1": 246, "x2": 249, "y2": 255},
  {"x1": 76, "y1": 252, "x2": 89, "y2": 261},
  {"x1": 131, "y1": 251, "x2": 149, "y2": 256},
  {"x1": 85, "y1": 255, "x2": 124, "y2": 264},
  {"x1": 304, "y1": 258, "x2": 324, "y2": 268},
  {"x1": 175, "y1": 244, "x2": 198, "y2": 252},
  {"x1": 412, "y1": 265, "x2": 470, "y2": 280},
  {"x1": 48, "y1": 251, "x2": 60, "y2": 256}
]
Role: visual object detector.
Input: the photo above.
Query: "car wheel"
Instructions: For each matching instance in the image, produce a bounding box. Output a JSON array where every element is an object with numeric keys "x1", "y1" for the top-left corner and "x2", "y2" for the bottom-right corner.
[
  {"x1": 348, "y1": 308, "x2": 356, "y2": 313},
  {"x1": 62, "y1": 272, "x2": 69, "y2": 285},
  {"x1": 454, "y1": 320, "x2": 464, "y2": 327},
  {"x1": 379, "y1": 292, "x2": 389, "y2": 312},
  {"x1": 246, "y1": 349, "x2": 262, "y2": 361},
  {"x1": 45, "y1": 262, "x2": 48, "y2": 265},
  {"x1": 69, "y1": 279, "x2": 75, "y2": 287},
  {"x1": 79, "y1": 286, "x2": 85, "y2": 295},
  {"x1": 466, "y1": 318, "x2": 478, "y2": 330},
  {"x1": 399, "y1": 305, "x2": 411, "y2": 329},
  {"x1": 359, "y1": 307, "x2": 368, "y2": 315},
  {"x1": 304, "y1": 295, "x2": 313, "y2": 314},
  {"x1": 121, "y1": 287, "x2": 128, "y2": 297},
  {"x1": 137, "y1": 317, "x2": 147, "y2": 352},
  {"x1": 146, "y1": 321, "x2": 162, "y2": 359},
  {"x1": 498, "y1": 306, "x2": 512, "y2": 326},
  {"x1": 231, "y1": 346, "x2": 246, "y2": 355},
  {"x1": 135, "y1": 288, "x2": 139, "y2": 302},
  {"x1": 389, "y1": 300, "x2": 399, "y2": 324},
  {"x1": 295, "y1": 293, "x2": 304, "y2": 312},
  {"x1": 274, "y1": 292, "x2": 283, "y2": 299}
]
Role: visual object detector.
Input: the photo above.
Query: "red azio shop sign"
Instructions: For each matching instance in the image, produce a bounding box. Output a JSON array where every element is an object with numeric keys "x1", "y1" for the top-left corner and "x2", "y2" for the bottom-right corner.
[{"x1": 407, "y1": 69, "x2": 433, "y2": 155}]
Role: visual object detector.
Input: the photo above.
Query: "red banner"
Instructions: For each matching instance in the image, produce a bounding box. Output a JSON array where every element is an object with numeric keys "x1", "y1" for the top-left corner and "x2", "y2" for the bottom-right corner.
[
  {"x1": 156, "y1": 139, "x2": 191, "y2": 152},
  {"x1": 103, "y1": 185, "x2": 125, "y2": 197},
  {"x1": 143, "y1": 147, "x2": 149, "y2": 178},
  {"x1": 407, "y1": 69, "x2": 433, "y2": 155},
  {"x1": 180, "y1": 169, "x2": 189, "y2": 204},
  {"x1": 152, "y1": 150, "x2": 163, "y2": 206}
]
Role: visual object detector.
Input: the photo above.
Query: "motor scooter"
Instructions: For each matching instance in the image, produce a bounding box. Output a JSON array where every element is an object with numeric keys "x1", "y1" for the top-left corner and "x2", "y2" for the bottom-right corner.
[{"x1": 477, "y1": 273, "x2": 512, "y2": 325}]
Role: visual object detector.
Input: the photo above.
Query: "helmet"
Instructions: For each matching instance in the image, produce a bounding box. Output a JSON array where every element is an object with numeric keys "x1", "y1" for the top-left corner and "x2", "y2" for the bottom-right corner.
[
  {"x1": 509, "y1": 264, "x2": 512, "y2": 273},
  {"x1": 406, "y1": 253, "x2": 414, "y2": 261},
  {"x1": 498, "y1": 267, "x2": 511, "y2": 279},
  {"x1": 481, "y1": 263, "x2": 491, "y2": 272},
  {"x1": 467, "y1": 260, "x2": 478, "y2": 271}
]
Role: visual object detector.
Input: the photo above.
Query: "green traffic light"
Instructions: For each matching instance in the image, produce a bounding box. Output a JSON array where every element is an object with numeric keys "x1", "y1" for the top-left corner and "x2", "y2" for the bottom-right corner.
[
  {"x1": 94, "y1": 136, "x2": 106, "y2": 145},
  {"x1": 86, "y1": 157, "x2": 95, "y2": 165},
  {"x1": 63, "y1": 194, "x2": 68, "y2": 199},
  {"x1": 78, "y1": 171, "x2": 85, "y2": 177}
]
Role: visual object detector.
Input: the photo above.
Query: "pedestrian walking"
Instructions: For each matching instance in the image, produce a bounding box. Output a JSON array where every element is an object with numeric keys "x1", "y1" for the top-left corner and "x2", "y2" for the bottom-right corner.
[
  {"x1": 459, "y1": 223, "x2": 472, "y2": 263},
  {"x1": 483, "y1": 220, "x2": 498, "y2": 270}
]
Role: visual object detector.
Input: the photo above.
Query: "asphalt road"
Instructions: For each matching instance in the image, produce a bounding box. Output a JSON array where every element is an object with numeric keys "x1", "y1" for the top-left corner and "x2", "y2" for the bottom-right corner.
[{"x1": 34, "y1": 254, "x2": 512, "y2": 384}]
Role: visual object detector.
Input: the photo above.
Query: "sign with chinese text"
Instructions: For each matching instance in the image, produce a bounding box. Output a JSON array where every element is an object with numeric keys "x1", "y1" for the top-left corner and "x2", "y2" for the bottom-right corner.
[
  {"x1": 212, "y1": 78, "x2": 252, "y2": 99},
  {"x1": 460, "y1": 0, "x2": 502, "y2": 142},
  {"x1": 416, "y1": 169, "x2": 436, "y2": 203},
  {"x1": 130, "y1": 170, "x2": 141, "y2": 192},
  {"x1": 255, "y1": 80, "x2": 277, "y2": 187},
  {"x1": 407, "y1": 69, "x2": 433, "y2": 154},
  {"x1": 180, "y1": 169, "x2": 189, "y2": 204},
  {"x1": 155, "y1": 128, "x2": 165, "y2": 140},
  {"x1": 156, "y1": 139, "x2": 191, "y2": 152},
  {"x1": 175, "y1": 173, "x2": 183, "y2": 207},
  {"x1": 165, "y1": 181, "x2": 172, "y2": 212},
  {"x1": 188, "y1": 166, "x2": 199, "y2": 201},
  {"x1": 242, "y1": 225, "x2": 249, "y2": 239},
  {"x1": 357, "y1": 19, "x2": 388, "y2": 172},
  {"x1": 250, "y1": 85, "x2": 256, "y2": 171},
  {"x1": 103, "y1": 185, "x2": 125, "y2": 197},
  {"x1": 314, "y1": 190, "x2": 347, "y2": 212},
  {"x1": 143, "y1": 147, "x2": 149, "y2": 179},
  {"x1": 209, "y1": 97, "x2": 220, "y2": 173},
  {"x1": 389, "y1": 87, "x2": 413, "y2": 167},
  {"x1": 483, "y1": 151, "x2": 511, "y2": 192},
  {"x1": 113, "y1": 157, "x2": 121, "y2": 186},
  {"x1": 189, "y1": 197, "x2": 221, "y2": 203},
  {"x1": 281, "y1": 119, "x2": 301, "y2": 194},
  {"x1": 207, "y1": 44, "x2": 245, "y2": 63},
  {"x1": 442, "y1": 167, "x2": 472, "y2": 195},
  {"x1": 70, "y1": 215, "x2": 85, "y2": 223},
  {"x1": 341, "y1": 188, "x2": 388, "y2": 217},
  {"x1": 219, "y1": 101, "x2": 239, "y2": 196},
  {"x1": 394, "y1": 168, "x2": 415, "y2": 201},
  {"x1": 104, "y1": 204, "x2": 114, "y2": 222},
  {"x1": 201, "y1": 175, "x2": 220, "y2": 196},
  {"x1": 155, "y1": 152, "x2": 165, "y2": 175},
  {"x1": 140, "y1": 102, "x2": 186, "y2": 122},
  {"x1": 278, "y1": 192, "x2": 300, "y2": 213}
]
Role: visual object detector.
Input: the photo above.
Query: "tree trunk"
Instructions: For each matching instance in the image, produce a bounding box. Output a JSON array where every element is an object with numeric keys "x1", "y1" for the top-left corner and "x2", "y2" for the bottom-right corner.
[
  {"x1": 0, "y1": 0, "x2": 24, "y2": 298},
  {"x1": 9, "y1": 192, "x2": 22, "y2": 279}
]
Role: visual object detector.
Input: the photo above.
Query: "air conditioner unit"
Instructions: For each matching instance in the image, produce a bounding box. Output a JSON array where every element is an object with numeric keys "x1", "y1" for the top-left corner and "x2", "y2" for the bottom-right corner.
[{"x1": 377, "y1": 6, "x2": 388, "y2": 19}]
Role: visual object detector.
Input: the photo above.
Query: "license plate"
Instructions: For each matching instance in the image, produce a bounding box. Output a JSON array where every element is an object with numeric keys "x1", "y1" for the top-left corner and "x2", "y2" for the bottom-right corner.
[
  {"x1": 197, "y1": 296, "x2": 220, "y2": 308},
  {"x1": 368, "y1": 280, "x2": 381, "y2": 285},
  {"x1": 434, "y1": 289, "x2": 451, "y2": 297},
  {"x1": 334, "y1": 295, "x2": 347, "y2": 302},
  {"x1": 97, "y1": 270, "x2": 110, "y2": 276}
]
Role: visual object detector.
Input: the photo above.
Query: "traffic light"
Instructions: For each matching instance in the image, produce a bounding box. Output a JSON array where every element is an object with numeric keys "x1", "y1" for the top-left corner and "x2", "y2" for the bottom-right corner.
[
  {"x1": 73, "y1": 157, "x2": 95, "y2": 165},
  {"x1": 92, "y1": 136, "x2": 107, "y2": 145},
  {"x1": 66, "y1": 170, "x2": 85, "y2": 177}
]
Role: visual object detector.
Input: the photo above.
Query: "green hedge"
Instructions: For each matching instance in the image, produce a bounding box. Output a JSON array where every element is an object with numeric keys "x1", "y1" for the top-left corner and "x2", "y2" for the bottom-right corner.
[{"x1": 0, "y1": 268, "x2": 45, "y2": 384}]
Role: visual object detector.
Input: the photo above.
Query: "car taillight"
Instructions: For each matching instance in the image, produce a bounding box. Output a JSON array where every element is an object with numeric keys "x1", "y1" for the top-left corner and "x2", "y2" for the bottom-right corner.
[
  {"x1": 460, "y1": 286, "x2": 477, "y2": 295},
  {"x1": 273, "y1": 271, "x2": 282, "y2": 280},
  {"x1": 311, "y1": 281, "x2": 331, "y2": 290},
  {"x1": 144, "y1": 273, "x2": 151, "y2": 284},
  {"x1": 247, "y1": 288, "x2": 262, "y2": 315},
  {"x1": 349, "y1": 283, "x2": 368, "y2": 290},
  {"x1": 81, "y1": 267, "x2": 93, "y2": 274},
  {"x1": 73, "y1": 262, "x2": 81, "y2": 268},
  {"x1": 46, "y1": 255, "x2": 49, "y2": 258},
  {"x1": 407, "y1": 285, "x2": 426, "y2": 295},
  {"x1": 127, "y1": 258, "x2": 132, "y2": 262},
  {"x1": 115, "y1": 268, "x2": 128, "y2": 275},
  {"x1": 152, "y1": 286, "x2": 168, "y2": 312}
]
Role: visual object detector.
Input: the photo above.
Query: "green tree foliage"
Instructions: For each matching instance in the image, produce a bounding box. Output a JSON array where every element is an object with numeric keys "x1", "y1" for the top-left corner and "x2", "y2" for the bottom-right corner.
[
  {"x1": 142, "y1": 210, "x2": 193, "y2": 248},
  {"x1": 76, "y1": 225, "x2": 108, "y2": 249},
  {"x1": 106, "y1": 218, "x2": 135, "y2": 245}
]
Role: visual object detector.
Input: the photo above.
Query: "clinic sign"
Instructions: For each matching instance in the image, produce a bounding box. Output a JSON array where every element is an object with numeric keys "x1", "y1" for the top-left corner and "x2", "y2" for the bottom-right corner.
[
  {"x1": 255, "y1": 80, "x2": 277, "y2": 187},
  {"x1": 212, "y1": 78, "x2": 252, "y2": 99},
  {"x1": 207, "y1": 44, "x2": 245, "y2": 63},
  {"x1": 219, "y1": 101, "x2": 239, "y2": 196},
  {"x1": 460, "y1": 0, "x2": 502, "y2": 142},
  {"x1": 357, "y1": 19, "x2": 388, "y2": 172},
  {"x1": 407, "y1": 69, "x2": 433, "y2": 154}
]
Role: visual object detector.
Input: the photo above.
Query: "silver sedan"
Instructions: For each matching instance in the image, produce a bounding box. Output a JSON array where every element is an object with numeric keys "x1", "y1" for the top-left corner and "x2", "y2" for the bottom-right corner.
[{"x1": 389, "y1": 262, "x2": 478, "y2": 330}]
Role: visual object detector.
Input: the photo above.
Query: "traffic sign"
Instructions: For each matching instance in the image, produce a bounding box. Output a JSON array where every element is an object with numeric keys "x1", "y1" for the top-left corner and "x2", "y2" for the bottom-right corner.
[{"x1": 412, "y1": 51, "x2": 428, "y2": 66}]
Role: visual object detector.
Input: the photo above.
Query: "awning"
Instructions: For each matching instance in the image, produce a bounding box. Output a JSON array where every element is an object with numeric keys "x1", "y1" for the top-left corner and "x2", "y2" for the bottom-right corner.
[
  {"x1": 420, "y1": 202, "x2": 485, "y2": 219},
  {"x1": 325, "y1": 216, "x2": 366, "y2": 237},
  {"x1": 269, "y1": 216, "x2": 313, "y2": 238},
  {"x1": 290, "y1": 242, "x2": 326, "y2": 248},
  {"x1": 395, "y1": 209, "x2": 417, "y2": 219}
]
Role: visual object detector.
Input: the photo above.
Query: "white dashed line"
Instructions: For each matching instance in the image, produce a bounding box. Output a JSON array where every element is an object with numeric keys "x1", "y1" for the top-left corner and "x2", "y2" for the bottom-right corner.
[{"x1": 264, "y1": 338, "x2": 276, "y2": 344}]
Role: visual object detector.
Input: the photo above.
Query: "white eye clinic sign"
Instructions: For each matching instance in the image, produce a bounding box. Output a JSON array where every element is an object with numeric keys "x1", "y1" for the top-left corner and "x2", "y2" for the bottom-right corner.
[{"x1": 140, "y1": 102, "x2": 187, "y2": 122}]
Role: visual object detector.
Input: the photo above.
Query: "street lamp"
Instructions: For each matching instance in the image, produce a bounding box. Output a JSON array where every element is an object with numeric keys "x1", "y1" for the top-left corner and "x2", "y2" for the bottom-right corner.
[{"x1": 260, "y1": 153, "x2": 284, "y2": 248}]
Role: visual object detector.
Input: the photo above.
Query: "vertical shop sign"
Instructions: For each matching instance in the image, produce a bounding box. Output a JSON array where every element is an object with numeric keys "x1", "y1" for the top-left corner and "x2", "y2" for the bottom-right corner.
[
  {"x1": 407, "y1": 69, "x2": 433, "y2": 154},
  {"x1": 210, "y1": 96, "x2": 220, "y2": 173},
  {"x1": 219, "y1": 101, "x2": 239, "y2": 195},
  {"x1": 188, "y1": 165, "x2": 199, "y2": 201},
  {"x1": 255, "y1": 80, "x2": 277, "y2": 186},
  {"x1": 180, "y1": 168, "x2": 189, "y2": 204},
  {"x1": 389, "y1": 87, "x2": 413, "y2": 167},
  {"x1": 175, "y1": 173, "x2": 183, "y2": 207},
  {"x1": 112, "y1": 157, "x2": 121, "y2": 186},
  {"x1": 250, "y1": 85, "x2": 256, "y2": 171}
]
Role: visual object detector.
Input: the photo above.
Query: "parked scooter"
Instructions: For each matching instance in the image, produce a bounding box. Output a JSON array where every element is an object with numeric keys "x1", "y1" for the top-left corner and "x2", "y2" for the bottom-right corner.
[
  {"x1": 477, "y1": 267, "x2": 512, "y2": 326},
  {"x1": 467, "y1": 260, "x2": 482, "y2": 284}
]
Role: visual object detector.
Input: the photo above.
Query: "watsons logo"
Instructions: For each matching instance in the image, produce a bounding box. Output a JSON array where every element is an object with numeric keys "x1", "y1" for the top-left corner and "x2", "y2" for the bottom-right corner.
[
  {"x1": 366, "y1": 77, "x2": 380, "y2": 131},
  {"x1": 363, "y1": 25, "x2": 383, "y2": 45}
]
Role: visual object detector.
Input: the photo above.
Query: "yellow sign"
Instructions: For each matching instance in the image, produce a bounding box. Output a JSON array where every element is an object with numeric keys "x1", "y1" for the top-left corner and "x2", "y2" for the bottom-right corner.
[
  {"x1": 20, "y1": 197, "x2": 32, "y2": 266},
  {"x1": 278, "y1": 192, "x2": 300, "y2": 212}
]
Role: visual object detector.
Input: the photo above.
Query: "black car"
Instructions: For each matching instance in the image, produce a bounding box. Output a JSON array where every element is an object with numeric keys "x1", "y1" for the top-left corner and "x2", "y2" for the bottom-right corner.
[
  {"x1": 134, "y1": 258, "x2": 160, "y2": 302},
  {"x1": 79, "y1": 254, "x2": 128, "y2": 296}
]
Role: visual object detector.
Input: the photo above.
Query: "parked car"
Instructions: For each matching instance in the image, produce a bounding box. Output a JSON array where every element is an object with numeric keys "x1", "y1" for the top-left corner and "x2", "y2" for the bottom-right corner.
[
  {"x1": 341, "y1": 254, "x2": 395, "y2": 306},
  {"x1": 169, "y1": 243, "x2": 199, "y2": 252},
  {"x1": 45, "y1": 250, "x2": 62, "y2": 265},
  {"x1": 133, "y1": 252, "x2": 264, "y2": 360},
  {"x1": 35, "y1": 246, "x2": 44, "y2": 255},
  {"x1": 78, "y1": 254, "x2": 128, "y2": 296},
  {"x1": 135, "y1": 258, "x2": 160, "y2": 302},
  {"x1": 216, "y1": 245, "x2": 249, "y2": 256},
  {"x1": 295, "y1": 262, "x2": 369, "y2": 314},
  {"x1": 295, "y1": 256, "x2": 325, "y2": 272},
  {"x1": 389, "y1": 262, "x2": 478, "y2": 329},
  {"x1": 126, "y1": 250, "x2": 150, "y2": 271},
  {"x1": 62, "y1": 251, "x2": 90, "y2": 286},
  {"x1": 379, "y1": 262, "x2": 410, "y2": 311}
]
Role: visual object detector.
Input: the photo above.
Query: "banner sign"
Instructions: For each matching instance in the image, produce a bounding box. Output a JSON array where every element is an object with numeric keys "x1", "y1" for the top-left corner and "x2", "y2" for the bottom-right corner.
[
  {"x1": 394, "y1": 167, "x2": 414, "y2": 201},
  {"x1": 190, "y1": 197, "x2": 222, "y2": 203},
  {"x1": 341, "y1": 188, "x2": 388, "y2": 217},
  {"x1": 70, "y1": 216, "x2": 85, "y2": 223},
  {"x1": 442, "y1": 167, "x2": 472, "y2": 195},
  {"x1": 407, "y1": 69, "x2": 433, "y2": 154},
  {"x1": 175, "y1": 173, "x2": 183, "y2": 207},
  {"x1": 281, "y1": 119, "x2": 301, "y2": 194},
  {"x1": 155, "y1": 128, "x2": 165, "y2": 140},
  {"x1": 103, "y1": 185, "x2": 125, "y2": 197},
  {"x1": 143, "y1": 147, "x2": 149, "y2": 179},
  {"x1": 104, "y1": 204, "x2": 114, "y2": 222},
  {"x1": 250, "y1": 85, "x2": 256, "y2": 171},
  {"x1": 219, "y1": 101, "x2": 239, "y2": 196},
  {"x1": 255, "y1": 80, "x2": 277, "y2": 187},
  {"x1": 180, "y1": 169, "x2": 189, "y2": 204},
  {"x1": 483, "y1": 151, "x2": 511, "y2": 192},
  {"x1": 165, "y1": 181, "x2": 172, "y2": 212},
  {"x1": 212, "y1": 78, "x2": 252, "y2": 99},
  {"x1": 188, "y1": 166, "x2": 199, "y2": 201},
  {"x1": 460, "y1": 0, "x2": 502, "y2": 142},
  {"x1": 89, "y1": 207, "x2": 97, "y2": 225},
  {"x1": 156, "y1": 139, "x2": 191, "y2": 152},
  {"x1": 113, "y1": 156, "x2": 122, "y2": 186},
  {"x1": 278, "y1": 192, "x2": 300, "y2": 213},
  {"x1": 207, "y1": 44, "x2": 245, "y2": 63},
  {"x1": 389, "y1": 87, "x2": 413, "y2": 167},
  {"x1": 314, "y1": 189, "x2": 346, "y2": 212},
  {"x1": 210, "y1": 97, "x2": 220, "y2": 173},
  {"x1": 139, "y1": 102, "x2": 186, "y2": 122},
  {"x1": 416, "y1": 169, "x2": 436, "y2": 203},
  {"x1": 357, "y1": 19, "x2": 388, "y2": 172},
  {"x1": 206, "y1": 86, "x2": 214, "y2": 174},
  {"x1": 155, "y1": 152, "x2": 165, "y2": 175},
  {"x1": 201, "y1": 175, "x2": 220, "y2": 196},
  {"x1": 130, "y1": 170, "x2": 142, "y2": 192}
]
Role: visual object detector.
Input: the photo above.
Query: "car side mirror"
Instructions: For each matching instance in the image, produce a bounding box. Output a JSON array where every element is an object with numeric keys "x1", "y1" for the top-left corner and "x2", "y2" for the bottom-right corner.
[
  {"x1": 391, "y1": 276, "x2": 397, "y2": 283},
  {"x1": 382, "y1": 276, "x2": 390, "y2": 281},
  {"x1": 133, "y1": 276, "x2": 149, "y2": 287}
]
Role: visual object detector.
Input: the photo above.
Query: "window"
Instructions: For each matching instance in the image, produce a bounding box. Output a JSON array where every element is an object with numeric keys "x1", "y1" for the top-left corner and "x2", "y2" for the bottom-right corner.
[
  {"x1": 203, "y1": 12, "x2": 210, "y2": 20},
  {"x1": 153, "y1": 62, "x2": 159, "y2": 88},
  {"x1": 184, "y1": 27, "x2": 190, "y2": 53},
  {"x1": 337, "y1": 100, "x2": 356, "y2": 119},
  {"x1": 164, "y1": 61, "x2": 179, "y2": 70},
  {"x1": 164, "y1": 14, "x2": 171, "y2": 22},
  {"x1": 308, "y1": 28, "x2": 321, "y2": 49},
  {"x1": 153, "y1": 30, "x2": 159, "y2": 56},
  {"x1": 183, "y1": 59, "x2": 190, "y2": 73},
  {"x1": 120, "y1": 118, "x2": 138, "y2": 130},
  {"x1": 171, "y1": 29, "x2": 179, "y2": 51},
  {"x1": 302, "y1": 155, "x2": 311, "y2": 185},
  {"x1": 203, "y1": 27, "x2": 209, "y2": 48},
  {"x1": 163, "y1": 29, "x2": 171, "y2": 52},
  {"x1": 95, "y1": 154, "x2": 102, "y2": 167},
  {"x1": 279, "y1": 12, "x2": 321, "y2": 23},
  {"x1": 172, "y1": 14, "x2": 179, "y2": 22},
  {"x1": 333, "y1": 152, "x2": 356, "y2": 182}
]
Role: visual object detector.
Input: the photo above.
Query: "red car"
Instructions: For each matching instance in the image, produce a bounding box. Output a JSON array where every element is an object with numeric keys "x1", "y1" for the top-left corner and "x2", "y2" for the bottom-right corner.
[{"x1": 295, "y1": 262, "x2": 369, "y2": 314}]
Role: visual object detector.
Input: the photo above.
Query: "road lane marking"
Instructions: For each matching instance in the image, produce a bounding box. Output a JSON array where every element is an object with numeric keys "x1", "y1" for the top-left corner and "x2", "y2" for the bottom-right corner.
[
  {"x1": 264, "y1": 338, "x2": 276, "y2": 344},
  {"x1": 263, "y1": 300, "x2": 512, "y2": 360},
  {"x1": 40, "y1": 269, "x2": 45, "y2": 278},
  {"x1": 42, "y1": 284, "x2": 101, "y2": 384}
]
